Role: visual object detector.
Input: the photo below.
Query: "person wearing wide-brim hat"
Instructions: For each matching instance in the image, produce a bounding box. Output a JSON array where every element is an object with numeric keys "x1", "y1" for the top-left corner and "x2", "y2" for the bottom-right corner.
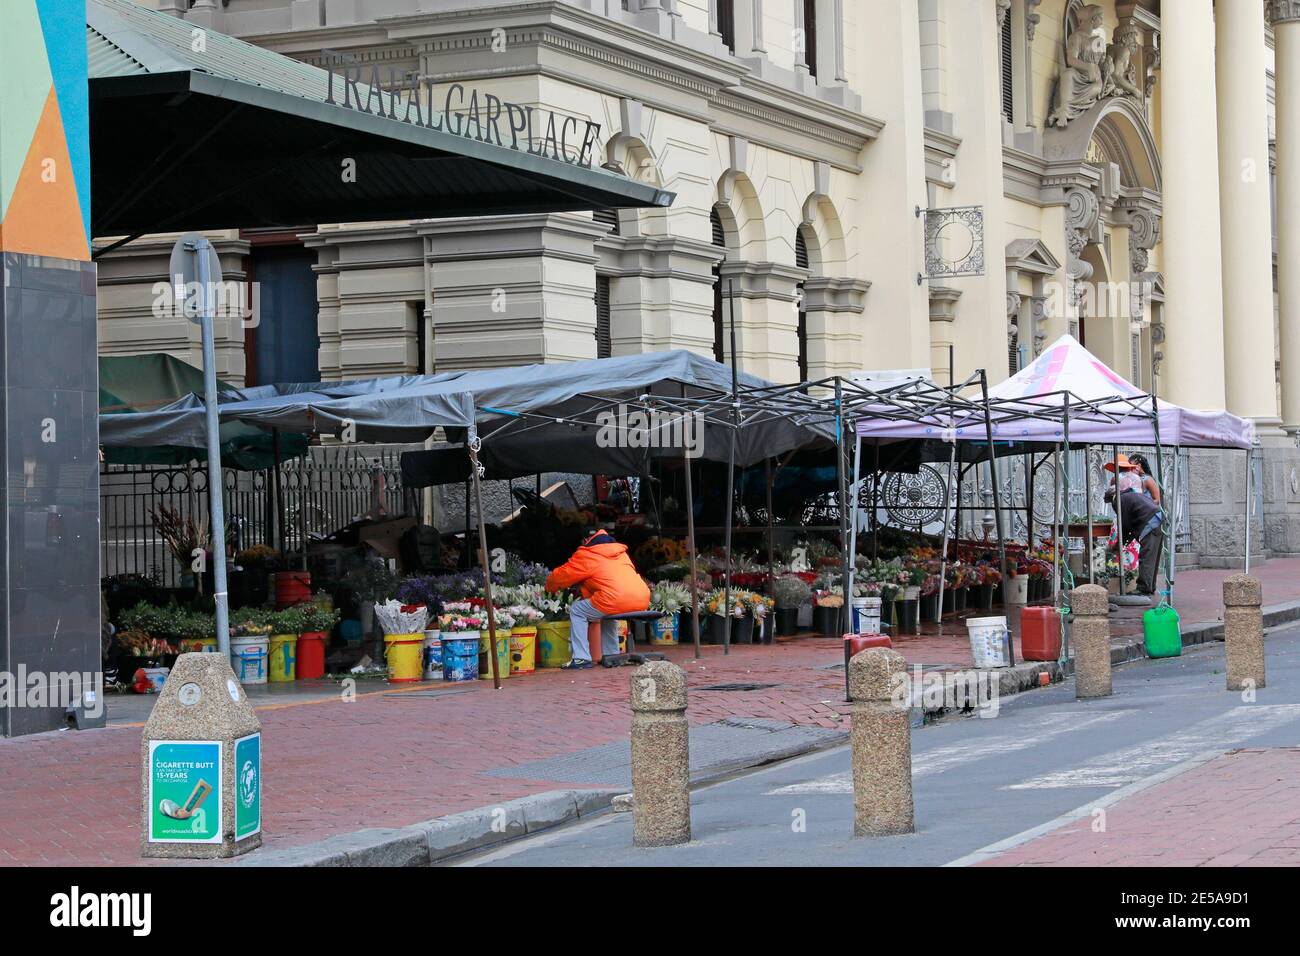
[
  {"x1": 1103, "y1": 454, "x2": 1165, "y2": 596},
  {"x1": 1104, "y1": 453, "x2": 1160, "y2": 502}
]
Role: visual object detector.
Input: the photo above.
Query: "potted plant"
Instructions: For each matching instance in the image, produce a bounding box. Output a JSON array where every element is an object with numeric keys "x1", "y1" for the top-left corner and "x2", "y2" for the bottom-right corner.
[
  {"x1": 648, "y1": 580, "x2": 689, "y2": 646},
  {"x1": 813, "y1": 590, "x2": 844, "y2": 637},
  {"x1": 747, "y1": 591, "x2": 775, "y2": 644},
  {"x1": 919, "y1": 573, "x2": 940, "y2": 621},
  {"x1": 294, "y1": 602, "x2": 339, "y2": 679},
  {"x1": 895, "y1": 565, "x2": 925, "y2": 635},
  {"x1": 439, "y1": 608, "x2": 487, "y2": 681},
  {"x1": 772, "y1": 574, "x2": 811, "y2": 636},
  {"x1": 704, "y1": 589, "x2": 748, "y2": 645}
]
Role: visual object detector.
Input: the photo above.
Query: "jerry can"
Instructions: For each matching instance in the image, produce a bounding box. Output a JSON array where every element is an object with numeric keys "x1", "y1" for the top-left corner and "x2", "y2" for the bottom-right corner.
[{"x1": 1143, "y1": 604, "x2": 1182, "y2": 658}]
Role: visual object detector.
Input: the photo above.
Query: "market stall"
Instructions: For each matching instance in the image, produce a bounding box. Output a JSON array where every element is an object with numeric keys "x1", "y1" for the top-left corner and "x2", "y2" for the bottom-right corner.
[{"x1": 851, "y1": 336, "x2": 1255, "y2": 658}]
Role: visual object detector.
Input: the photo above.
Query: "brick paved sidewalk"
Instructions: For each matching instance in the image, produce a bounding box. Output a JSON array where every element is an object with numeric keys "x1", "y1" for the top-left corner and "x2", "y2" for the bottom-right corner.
[
  {"x1": 1, "y1": 562, "x2": 1297, "y2": 866},
  {"x1": 977, "y1": 748, "x2": 1300, "y2": 866}
]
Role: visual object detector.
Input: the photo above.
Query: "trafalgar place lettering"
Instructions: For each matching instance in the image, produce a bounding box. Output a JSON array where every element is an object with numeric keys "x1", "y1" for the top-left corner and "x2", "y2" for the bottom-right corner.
[{"x1": 324, "y1": 62, "x2": 603, "y2": 168}]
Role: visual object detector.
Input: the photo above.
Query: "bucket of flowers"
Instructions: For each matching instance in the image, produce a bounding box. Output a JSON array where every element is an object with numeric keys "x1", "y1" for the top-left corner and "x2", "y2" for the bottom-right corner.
[
  {"x1": 813, "y1": 587, "x2": 845, "y2": 637},
  {"x1": 704, "y1": 588, "x2": 748, "y2": 645},
  {"x1": 648, "y1": 580, "x2": 690, "y2": 645}
]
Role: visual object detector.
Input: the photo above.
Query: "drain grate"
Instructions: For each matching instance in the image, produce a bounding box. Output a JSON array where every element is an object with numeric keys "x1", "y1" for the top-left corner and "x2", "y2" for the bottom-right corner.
[{"x1": 697, "y1": 682, "x2": 779, "y2": 692}]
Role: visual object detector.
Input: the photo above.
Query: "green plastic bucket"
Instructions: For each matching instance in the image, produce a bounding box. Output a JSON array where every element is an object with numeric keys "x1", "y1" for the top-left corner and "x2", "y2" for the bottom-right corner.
[{"x1": 1143, "y1": 604, "x2": 1182, "y2": 658}]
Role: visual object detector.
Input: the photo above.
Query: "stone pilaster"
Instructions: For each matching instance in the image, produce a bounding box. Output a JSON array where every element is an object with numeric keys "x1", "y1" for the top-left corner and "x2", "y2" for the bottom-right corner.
[
  {"x1": 801, "y1": 276, "x2": 871, "y2": 379},
  {"x1": 717, "y1": 260, "x2": 806, "y2": 382},
  {"x1": 418, "y1": 214, "x2": 606, "y2": 371}
]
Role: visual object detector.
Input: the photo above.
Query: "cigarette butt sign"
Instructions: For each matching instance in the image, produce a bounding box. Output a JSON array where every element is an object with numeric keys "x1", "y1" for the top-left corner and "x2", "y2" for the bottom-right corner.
[
  {"x1": 148, "y1": 740, "x2": 222, "y2": 843},
  {"x1": 234, "y1": 733, "x2": 261, "y2": 840}
]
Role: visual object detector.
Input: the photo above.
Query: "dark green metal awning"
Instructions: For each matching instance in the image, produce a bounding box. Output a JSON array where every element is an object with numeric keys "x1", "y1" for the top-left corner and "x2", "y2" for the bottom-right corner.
[{"x1": 87, "y1": 0, "x2": 672, "y2": 238}]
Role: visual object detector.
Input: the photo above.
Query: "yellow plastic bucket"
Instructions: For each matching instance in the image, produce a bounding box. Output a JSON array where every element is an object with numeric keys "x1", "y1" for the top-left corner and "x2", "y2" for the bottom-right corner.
[
  {"x1": 385, "y1": 632, "x2": 424, "y2": 683},
  {"x1": 268, "y1": 633, "x2": 298, "y2": 683},
  {"x1": 478, "y1": 631, "x2": 511, "y2": 680},
  {"x1": 535, "y1": 620, "x2": 572, "y2": 668},
  {"x1": 509, "y1": 626, "x2": 537, "y2": 675}
]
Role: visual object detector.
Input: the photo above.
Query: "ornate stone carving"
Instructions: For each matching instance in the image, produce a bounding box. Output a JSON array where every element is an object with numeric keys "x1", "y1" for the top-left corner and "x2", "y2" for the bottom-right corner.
[
  {"x1": 1048, "y1": 5, "x2": 1108, "y2": 128},
  {"x1": 1064, "y1": 186, "x2": 1099, "y2": 307},
  {"x1": 1030, "y1": 294, "x2": 1048, "y2": 354},
  {"x1": 1104, "y1": 21, "x2": 1143, "y2": 101},
  {"x1": 1268, "y1": 2, "x2": 1300, "y2": 27},
  {"x1": 996, "y1": 0, "x2": 1012, "y2": 31},
  {"x1": 1048, "y1": 7, "x2": 1148, "y2": 127},
  {"x1": 1026, "y1": 0, "x2": 1042, "y2": 41},
  {"x1": 1006, "y1": 290, "x2": 1023, "y2": 318}
]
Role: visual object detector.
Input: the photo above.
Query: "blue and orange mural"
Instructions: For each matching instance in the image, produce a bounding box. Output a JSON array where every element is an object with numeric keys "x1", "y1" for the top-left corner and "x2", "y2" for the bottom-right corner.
[{"x1": 0, "y1": 0, "x2": 91, "y2": 261}]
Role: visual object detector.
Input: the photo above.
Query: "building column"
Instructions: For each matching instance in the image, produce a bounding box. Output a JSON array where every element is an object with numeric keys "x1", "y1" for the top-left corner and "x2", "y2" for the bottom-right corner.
[
  {"x1": 1274, "y1": 3, "x2": 1300, "y2": 430},
  {"x1": 1217, "y1": 0, "x2": 1282, "y2": 428},
  {"x1": 1159, "y1": 0, "x2": 1227, "y2": 410},
  {"x1": 802, "y1": 277, "x2": 871, "y2": 378},
  {"x1": 717, "y1": 261, "x2": 806, "y2": 383}
]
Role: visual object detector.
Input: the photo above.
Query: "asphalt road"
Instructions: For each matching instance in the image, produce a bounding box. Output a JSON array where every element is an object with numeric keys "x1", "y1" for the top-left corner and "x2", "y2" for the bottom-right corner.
[{"x1": 458, "y1": 625, "x2": 1300, "y2": 866}]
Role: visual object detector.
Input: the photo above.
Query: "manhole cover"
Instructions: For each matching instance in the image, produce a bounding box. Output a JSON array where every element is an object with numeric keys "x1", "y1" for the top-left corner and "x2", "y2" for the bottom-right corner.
[{"x1": 697, "y1": 683, "x2": 779, "y2": 692}]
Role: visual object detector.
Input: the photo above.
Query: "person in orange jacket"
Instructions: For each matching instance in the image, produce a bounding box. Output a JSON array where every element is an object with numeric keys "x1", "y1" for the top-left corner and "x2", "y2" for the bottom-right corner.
[{"x1": 545, "y1": 527, "x2": 651, "y2": 669}]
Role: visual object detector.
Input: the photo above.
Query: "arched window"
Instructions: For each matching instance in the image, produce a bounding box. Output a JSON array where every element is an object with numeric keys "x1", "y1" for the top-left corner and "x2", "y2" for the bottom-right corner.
[
  {"x1": 711, "y1": 207, "x2": 727, "y2": 363},
  {"x1": 795, "y1": 229, "x2": 809, "y2": 382}
]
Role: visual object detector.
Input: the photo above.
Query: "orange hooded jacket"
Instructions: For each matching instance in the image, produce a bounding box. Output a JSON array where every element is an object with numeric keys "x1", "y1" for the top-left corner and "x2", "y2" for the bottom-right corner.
[{"x1": 544, "y1": 531, "x2": 651, "y2": 615}]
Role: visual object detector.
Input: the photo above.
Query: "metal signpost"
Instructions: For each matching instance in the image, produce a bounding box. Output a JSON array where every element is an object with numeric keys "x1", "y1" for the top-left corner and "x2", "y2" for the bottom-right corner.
[{"x1": 170, "y1": 234, "x2": 231, "y2": 655}]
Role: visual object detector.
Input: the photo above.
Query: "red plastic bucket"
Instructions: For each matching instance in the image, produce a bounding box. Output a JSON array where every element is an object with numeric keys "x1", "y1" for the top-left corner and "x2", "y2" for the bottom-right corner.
[
  {"x1": 1020, "y1": 606, "x2": 1061, "y2": 661},
  {"x1": 275, "y1": 571, "x2": 312, "y2": 609},
  {"x1": 296, "y1": 630, "x2": 327, "y2": 679}
]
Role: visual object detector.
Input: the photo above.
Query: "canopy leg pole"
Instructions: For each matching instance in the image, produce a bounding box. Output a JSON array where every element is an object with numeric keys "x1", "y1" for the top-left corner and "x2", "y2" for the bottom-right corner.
[
  {"x1": 1113, "y1": 445, "x2": 1124, "y2": 596},
  {"x1": 937, "y1": 444, "x2": 957, "y2": 625},
  {"x1": 299, "y1": 453, "x2": 308, "y2": 572},
  {"x1": 1169, "y1": 447, "x2": 1180, "y2": 604},
  {"x1": 722, "y1": 443, "x2": 736, "y2": 656},
  {"x1": 1085, "y1": 446, "x2": 1095, "y2": 584},
  {"x1": 1244, "y1": 448, "x2": 1252, "y2": 574},
  {"x1": 835, "y1": 378, "x2": 851, "y2": 638},
  {"x1": 1026, "y1": 453, "x2": 1035, "y2": 547},
  {"x1": 1053, "y1": 445, "x2": 1061, "y2": 606},
  {"x1": 871, "y1": 441, "x2": 881, "y2": 561},
  {"x1": 467, "y1": 436, "x2": 501, "y2": 690},
  {"x1": 765, "y1": 457, "x2": 776, "y2": 600},
  {"x1": 848, "y1": 433, "x2": 862, "y2": 567},
  {"x1": 977, "y1": 374, "x2": 1008, "y2": 634},
  {"x1": 1060, "y1": 398, "x2": 1071, "y2": 606},
  {"x1": 684, "y1": 450, "x2": 702, "y2": 660}
]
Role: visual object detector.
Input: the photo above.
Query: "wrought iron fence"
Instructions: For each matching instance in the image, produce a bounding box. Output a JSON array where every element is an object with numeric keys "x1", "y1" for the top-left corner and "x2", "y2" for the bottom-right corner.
[{"x1": 100, "y1": 445, "x2": 407, "y2": 587}]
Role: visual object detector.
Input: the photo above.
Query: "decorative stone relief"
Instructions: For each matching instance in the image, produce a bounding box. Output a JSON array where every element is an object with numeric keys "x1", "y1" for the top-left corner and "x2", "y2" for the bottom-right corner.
[
  {"x1": 1064, "y1": 186, "x2": 1099, "y2": 307},
  {"x1": 1104, "y1": 21, "x2": 1143, "y2": 101},
  {"x1": 996, "y1": 0, "x2": 1011, "y2": 31},
  {"x1": 1030, "y1": 294, "x2": 1048, "y2": 354},
  {"x1": 1047, "y1": 5, "x2": 1108, "y2": 128},
  {"x1": 1048, "y1": 6, "x2": 1144, "y2": 127},
  {"x1": 1268, "y1": 2, "x2": 1300, "y2": 27},
  {"x1": 1026, "y1": 0, "x2": 1042, "y2": 41}
]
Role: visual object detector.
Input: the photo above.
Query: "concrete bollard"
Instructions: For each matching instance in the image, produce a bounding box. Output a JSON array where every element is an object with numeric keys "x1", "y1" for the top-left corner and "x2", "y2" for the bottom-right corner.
[
  {"x1": 141, "y1": 653, "x2": 262, "y2": 859},
  {"x1": 1223, "y1": 574, "x2": 1266, "y2": 691},
  {"x1": 849, "y1": 647, "x2": 913, "y2": 836},
  {"x1": 629, "y1": 661, "x2": 690, "y2": 847},
  {"x1": 1071, "y1": 584, "x2": 1112, "y2": 699}
]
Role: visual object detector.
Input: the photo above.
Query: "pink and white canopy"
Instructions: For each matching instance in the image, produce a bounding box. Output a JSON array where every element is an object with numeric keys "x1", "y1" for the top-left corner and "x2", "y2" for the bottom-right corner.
[{"x1": 854, "y1": 335, "x2": 1254, "y2": 450}]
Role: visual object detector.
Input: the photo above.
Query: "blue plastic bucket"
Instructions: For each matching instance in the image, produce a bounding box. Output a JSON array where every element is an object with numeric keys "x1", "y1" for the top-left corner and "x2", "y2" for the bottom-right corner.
[
  {"x1": 441, "y1": 633, "x2": 480, "y2": 682},
  {"x1": 229, "y1": 636, "x2": 268, "y2": 685}
]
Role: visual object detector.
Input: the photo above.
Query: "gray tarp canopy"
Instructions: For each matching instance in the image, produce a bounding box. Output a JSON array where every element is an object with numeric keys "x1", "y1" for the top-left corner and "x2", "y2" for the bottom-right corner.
[{"x1": 98, "y1": 350, "x2": 835, "y2": 472}]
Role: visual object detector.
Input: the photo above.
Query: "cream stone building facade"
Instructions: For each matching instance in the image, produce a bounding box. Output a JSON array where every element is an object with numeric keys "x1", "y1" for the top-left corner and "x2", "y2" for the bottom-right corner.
[{"x1": 96, "y1": 0, "x2": 1300, "y2": 565}]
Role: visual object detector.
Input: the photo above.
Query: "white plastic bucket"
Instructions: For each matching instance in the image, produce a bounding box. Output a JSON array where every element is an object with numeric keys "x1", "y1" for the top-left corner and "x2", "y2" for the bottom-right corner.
[
  {"x1": 230, "y1": 635, "x2": 269, "y2": 685},
  {"x1": 852, "y1": 597, "x2": 882, "y2": 635},
  {"x1": 1006, "y1": 576, "x2": 1029, "y2": 605},
  {"x1": 966, "y1": 616, "x2": 1011, "y2": 669}
]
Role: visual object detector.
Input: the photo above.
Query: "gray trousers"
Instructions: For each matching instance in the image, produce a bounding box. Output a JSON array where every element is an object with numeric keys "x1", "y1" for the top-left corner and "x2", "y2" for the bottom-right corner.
[{"x1": 1137, "y1": 527, "x2": 1165, "y2": 596}]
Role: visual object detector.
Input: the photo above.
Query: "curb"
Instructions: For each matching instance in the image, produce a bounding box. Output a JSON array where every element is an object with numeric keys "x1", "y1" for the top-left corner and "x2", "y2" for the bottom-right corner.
[
  {"x1": 233, "y1": 599, "x2": 1300, "y2": 867},
  {"x1": 1102, "y1": 597, "x2": 1300, "y2": 666},
  {"x1": 230, "y1": 788, "x2": 622, "y2": 867}
]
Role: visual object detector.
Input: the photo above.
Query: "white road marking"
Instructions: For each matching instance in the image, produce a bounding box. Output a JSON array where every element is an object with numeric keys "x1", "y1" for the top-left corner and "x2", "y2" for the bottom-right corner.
[
  {"x1": 1005, "y1": 704, "x2": 1300, "y2": 790},
  {"x1": 945, "y1": 749, "x2": 1226, "y2": 867},
  {"x1": 765, "y1": 710, "x2": 1129, "y2": 796}
]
